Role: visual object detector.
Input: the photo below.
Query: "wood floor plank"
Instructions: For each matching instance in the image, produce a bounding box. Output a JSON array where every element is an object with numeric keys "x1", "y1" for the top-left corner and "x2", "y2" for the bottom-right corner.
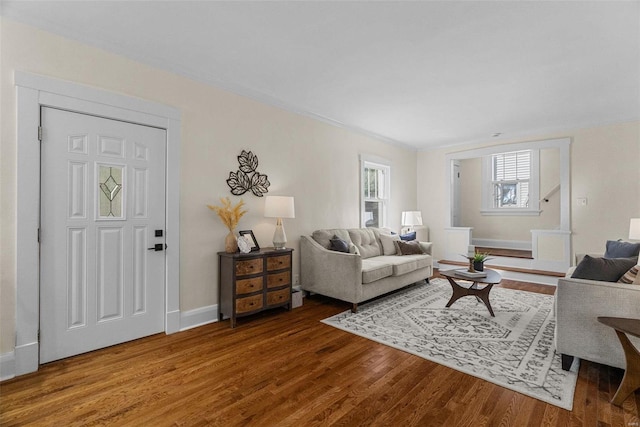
[{"x1": 1, "y1": 273, "x2": 639, "y2": 426}]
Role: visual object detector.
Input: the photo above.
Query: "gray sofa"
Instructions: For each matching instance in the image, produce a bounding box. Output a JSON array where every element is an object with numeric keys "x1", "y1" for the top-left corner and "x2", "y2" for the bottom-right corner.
[
  {"x1": 555, "y1": 254, "x2": 640, "y2": 370},
  {"x1": 300, "y1": 228, "x2": 433, "y2": 312}
]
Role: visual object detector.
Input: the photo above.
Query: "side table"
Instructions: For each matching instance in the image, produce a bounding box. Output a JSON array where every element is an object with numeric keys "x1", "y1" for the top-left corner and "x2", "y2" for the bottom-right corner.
[{"x1": 597, "y1": 316, "x2": 640, "y2": 406}]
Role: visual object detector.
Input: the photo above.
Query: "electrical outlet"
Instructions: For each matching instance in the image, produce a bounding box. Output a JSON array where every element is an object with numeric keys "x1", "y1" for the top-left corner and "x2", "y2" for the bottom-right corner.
[
  {"x1": 576, "y1": 197, "x2": 588, "y2": 206},
  {"x1": 293, "y1": 274, "x2": 299, "y2": 285}
]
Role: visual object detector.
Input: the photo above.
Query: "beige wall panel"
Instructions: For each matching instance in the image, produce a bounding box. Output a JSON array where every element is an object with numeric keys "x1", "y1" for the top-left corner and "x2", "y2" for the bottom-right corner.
[
  {"x1": 0, "y1": 19, "x2": 418, "y2": 354},
  {"x1": 418, "y1": 121, "x2": 640, "y2": 263}
]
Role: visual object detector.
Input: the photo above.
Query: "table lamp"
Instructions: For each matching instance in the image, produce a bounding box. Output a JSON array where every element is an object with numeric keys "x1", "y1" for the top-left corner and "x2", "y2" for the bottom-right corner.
[
  {"x1": 264, "y1": 196, "x2": 295, "y2": 249},
  {"x1": 401, "y1": 211, "x2": 423, "y2": 233},
  {"x1": 629, "y1": 218, "x2": 640, "y2": 241}
]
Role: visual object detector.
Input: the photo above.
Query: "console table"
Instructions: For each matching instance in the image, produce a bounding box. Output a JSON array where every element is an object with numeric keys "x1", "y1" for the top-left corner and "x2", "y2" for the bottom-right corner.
[
  {"x1": 597, "y1": 316, "x2": 640, "y2": 406},
  {"x1": 218, "y1": 248, "x2": 293, "y2": 328}
]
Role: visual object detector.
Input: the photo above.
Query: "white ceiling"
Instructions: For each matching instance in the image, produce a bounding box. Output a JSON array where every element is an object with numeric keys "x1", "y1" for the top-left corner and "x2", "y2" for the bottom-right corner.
[{"x1": 3, "y1": 1, "x2": 639, "y2": 150}]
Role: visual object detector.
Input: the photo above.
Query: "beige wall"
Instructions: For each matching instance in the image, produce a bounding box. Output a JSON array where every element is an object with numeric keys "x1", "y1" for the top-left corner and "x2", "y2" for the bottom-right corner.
[
  {"x1": 418, "y1": 121, "x2": 640, "y2": 261},
  {"x1": 0, "y1": 19, "x2": 418, "y2": 354},
  {"x1": 458, "y1": 148, "x2": 561, "y2": 241}
]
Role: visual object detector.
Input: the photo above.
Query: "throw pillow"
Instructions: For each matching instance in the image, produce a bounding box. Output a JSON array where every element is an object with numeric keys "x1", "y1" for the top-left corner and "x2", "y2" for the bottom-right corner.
[
  {"x1": 349, "y1": 243, "x2": 360, "y2": 256},
  {"x1": 618, "y1": 264, "x2": 640, "y2": 285},
  {"x1": 379, "y1": 233, "x2": 400, "y2": 255},
  {"x1": 399, "y1": 231, "x2": 417, "y2": 241},
  {"x1": 571, "y1": 255, "x2": 638, "y2": 282},
  {"x1": 604, "y1": 240, "x2": 640, "y2": 259},
  {"x1": 329, "y1": 235, "x2": 350, "y2": 253},
  {"x1": 395, "y1": 240, "x2": 424, "y2": 255}
]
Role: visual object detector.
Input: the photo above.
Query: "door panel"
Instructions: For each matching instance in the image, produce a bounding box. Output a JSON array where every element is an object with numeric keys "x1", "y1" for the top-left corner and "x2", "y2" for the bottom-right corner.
[{"x1": 40, "y1": 107, "x2": 166, "y2": 363}]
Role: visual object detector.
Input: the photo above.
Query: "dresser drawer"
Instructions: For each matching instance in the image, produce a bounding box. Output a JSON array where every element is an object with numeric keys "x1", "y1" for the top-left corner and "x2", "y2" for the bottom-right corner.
[
  {"x1": 235, "y1": 258, "x2": 263, "y2": 276},
  {"x1": 267, "y1": 255, "x2": 290, "y2": 271},
  {"x1": 267, "y1": 271, "x2": 290, "y2": 289},
  {"x1": 236, "y1": 277, "x2": 263, "y2": 295},
  {"x1": 236, "y1": 294, "x2": 263, "y2": 314},
  {"x1": 266, "y1": 288, "x2": 290, "y2": 306}
]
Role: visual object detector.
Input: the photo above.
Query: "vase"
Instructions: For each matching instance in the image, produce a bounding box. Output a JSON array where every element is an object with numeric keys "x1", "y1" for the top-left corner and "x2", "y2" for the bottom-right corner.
[
  {"x1": 225, "y1": 231, "x2": 238, "y2": 253},
  {"x1": 473, "y1": 261, "x2": 484, "y2": 272}
]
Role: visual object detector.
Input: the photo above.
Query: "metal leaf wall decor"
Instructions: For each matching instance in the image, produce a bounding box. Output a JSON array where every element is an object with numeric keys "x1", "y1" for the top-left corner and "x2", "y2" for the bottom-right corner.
[{"x1": 227, "y1": 150, "x2": 270, "y2": 197}]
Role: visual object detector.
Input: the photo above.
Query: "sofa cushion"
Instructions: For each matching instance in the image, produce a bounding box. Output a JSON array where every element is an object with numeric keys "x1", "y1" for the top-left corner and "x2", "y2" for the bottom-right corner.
[
  {"x1": 399, "y1": 231, "x2": 417, "y2": 241},
  {"x1": 379, "y1": 233, "x2": 400, "y2": 255},
  {"x1": 395, "y1": 240, "x2": 425, "y2": 255},
  {"x1": 329, "y1": 235, "x2": 350, "y2": 253},
  {"x1": 571, "y1": 255, "x2": 638, "y2": 282},
  {"x1": 618, "y1": 264, "x2": 640, "y2": 285},
  {"x1": 312, "y1": 229, "x2": 351, "y2": 249},
  {"x1": 349, "y1": 243, "x2": 360, "y2": 255},
  {"x1": 361, "y1": 259, "x2": 393, "y2": 283},
  {"x1": 412, "y1": 254, "x2": 433, "y2": 270},
  {"x1": 604, "y1": 240, "x2": 640, "y2": 259},
  {"x1": 348, "y1": 228, "x2": 382, "y2": 259},
  {"x1": 374, "y1": 255, "x2": 430, "y2": 276},
  {"x1": 390, "y1": 258, "x2": 417, "y2": 276}
]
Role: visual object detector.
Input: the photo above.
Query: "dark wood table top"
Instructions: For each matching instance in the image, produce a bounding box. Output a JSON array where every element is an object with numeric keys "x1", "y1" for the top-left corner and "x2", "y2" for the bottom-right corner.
[
  {"x1": 440, "y1": 268, "x2": 502, "y2": 285},
  {"x1": 598, "y1": 317, "x2": 640, "y2": 339}
]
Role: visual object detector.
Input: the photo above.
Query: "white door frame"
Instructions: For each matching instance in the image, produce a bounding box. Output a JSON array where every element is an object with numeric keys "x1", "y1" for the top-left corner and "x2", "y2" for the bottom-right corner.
[{"x1": 15, "y1": 71, "x2": 181, "y2": 376}]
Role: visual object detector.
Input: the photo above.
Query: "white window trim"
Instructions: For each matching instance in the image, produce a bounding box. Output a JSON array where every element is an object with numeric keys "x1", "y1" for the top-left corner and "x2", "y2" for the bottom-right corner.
[
  {"x1": 481, "y1": 149, "x2": 541, "y2": 216},
  {"x1": 359, "y1": 154, "x2": 391, "y2": 228}
]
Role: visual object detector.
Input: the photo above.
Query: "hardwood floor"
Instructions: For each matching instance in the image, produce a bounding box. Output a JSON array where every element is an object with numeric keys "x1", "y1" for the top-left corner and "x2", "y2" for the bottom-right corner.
[{"x1": 1, "y1": 275, "x2": 639, "y2": 426}]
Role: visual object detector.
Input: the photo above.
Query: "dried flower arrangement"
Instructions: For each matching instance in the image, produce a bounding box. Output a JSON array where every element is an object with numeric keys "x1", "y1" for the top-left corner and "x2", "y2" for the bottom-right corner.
[{"x1": 207, "y1": 197, "x2": 247, "y2": 232}]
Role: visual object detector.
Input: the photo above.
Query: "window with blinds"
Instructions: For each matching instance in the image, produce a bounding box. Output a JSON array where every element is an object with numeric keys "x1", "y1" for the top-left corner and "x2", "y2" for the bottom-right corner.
[{"x1": 492, "y1": 150, "x2": 531, "y2": 208}]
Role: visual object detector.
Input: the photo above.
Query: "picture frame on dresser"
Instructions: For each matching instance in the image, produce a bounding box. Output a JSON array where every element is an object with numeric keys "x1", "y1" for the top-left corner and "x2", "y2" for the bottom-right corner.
[{"x1": 238, "y1": 230, "x2": 260, "y2": 251}]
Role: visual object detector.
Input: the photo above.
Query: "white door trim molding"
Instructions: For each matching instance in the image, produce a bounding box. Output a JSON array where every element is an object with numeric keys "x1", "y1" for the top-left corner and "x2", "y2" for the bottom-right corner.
[{"x1": 15, "y1": 71, "x2": 181, "y2": 376}]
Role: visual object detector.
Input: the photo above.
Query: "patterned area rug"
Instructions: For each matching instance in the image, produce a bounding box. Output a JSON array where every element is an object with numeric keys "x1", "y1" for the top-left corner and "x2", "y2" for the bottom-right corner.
[{"x1": 322, "y1": 278, "x2": 579, "y2": 410}]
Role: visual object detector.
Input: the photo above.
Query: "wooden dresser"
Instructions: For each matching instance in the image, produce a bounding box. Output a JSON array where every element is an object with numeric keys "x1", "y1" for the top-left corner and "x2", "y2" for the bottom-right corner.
[{"x1": 218, "y1": 248, "x2": 293, "y2": 328}]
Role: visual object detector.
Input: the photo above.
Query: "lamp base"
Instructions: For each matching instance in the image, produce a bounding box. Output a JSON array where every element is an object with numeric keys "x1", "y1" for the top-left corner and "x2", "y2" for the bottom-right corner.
[{"x1": 272, "y1": 218, "x2": 287, "y2": 250}]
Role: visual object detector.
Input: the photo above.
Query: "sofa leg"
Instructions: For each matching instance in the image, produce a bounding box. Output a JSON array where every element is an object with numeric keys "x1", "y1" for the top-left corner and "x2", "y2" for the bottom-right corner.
[
  {"x1": 351, "y1": 303, "x2": 358, "y2": 313},
  {"x1": 425, "y1": 277, "x2": 430, "y2": 284},
  {"x1": 561, "y1": 354, "x2": 574, "y2": 371}
]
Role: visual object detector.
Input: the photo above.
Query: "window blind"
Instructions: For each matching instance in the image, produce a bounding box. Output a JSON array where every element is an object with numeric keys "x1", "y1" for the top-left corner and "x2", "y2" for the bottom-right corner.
[{"x1": 493, "y1": 151, "x2": 531, "y2": 181}]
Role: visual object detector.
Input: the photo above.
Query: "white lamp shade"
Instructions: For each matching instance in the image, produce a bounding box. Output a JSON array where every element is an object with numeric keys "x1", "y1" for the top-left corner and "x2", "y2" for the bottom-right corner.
[
  {"x1": 401, "y1": 211, "x2": 423, "y2": 227},
  {"x1": 629, "y1": 218, "x2": 640, "y2": 240},
  {"x1": 264, "y1": 196, "x2": 295, "y2": 219}
]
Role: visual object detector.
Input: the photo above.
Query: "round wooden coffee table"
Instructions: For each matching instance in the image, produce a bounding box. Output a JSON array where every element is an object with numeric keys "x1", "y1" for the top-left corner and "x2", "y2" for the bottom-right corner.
[{"x1": 440, "y1": 269, "x2": 502, "y2": 317}]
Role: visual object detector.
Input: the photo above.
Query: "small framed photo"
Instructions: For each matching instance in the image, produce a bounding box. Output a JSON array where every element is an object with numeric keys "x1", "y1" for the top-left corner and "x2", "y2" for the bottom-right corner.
[{"x1": 238, "y1": 230, "x2": 260, "y2": 252}]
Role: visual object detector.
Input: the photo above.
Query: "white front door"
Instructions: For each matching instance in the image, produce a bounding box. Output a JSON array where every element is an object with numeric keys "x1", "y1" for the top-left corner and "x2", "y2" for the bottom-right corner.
[{"x1": 39, "y1": 107, "x2": 167, "y2": 363}]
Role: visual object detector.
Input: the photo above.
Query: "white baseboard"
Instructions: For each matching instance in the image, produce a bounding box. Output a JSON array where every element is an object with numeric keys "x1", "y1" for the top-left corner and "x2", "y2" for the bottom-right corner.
[
  {"x1": 0, "y1": 351, "x2": 16, "y2": 381},
  {"x1": 180, "y1": 304, "x2": 219, "y2": 331},
  {"x1": 15, "y1": 341, "x2": 39, "y2": 377},
  {"x1": 472, "y1": 238, "x2": 532, "y2": 251},
  {"x1": 166, "y1": 309, "x2": 181, "y2": 334}
]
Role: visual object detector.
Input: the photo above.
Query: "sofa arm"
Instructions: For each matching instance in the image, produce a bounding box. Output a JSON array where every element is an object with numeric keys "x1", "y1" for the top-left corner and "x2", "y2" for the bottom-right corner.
[
  {"x1": 555, "y1": 277, "x2": 640, "y2": 369},
  {"x1": 418, "y1": 241, "x2": 433, "y2": 256},
  {"x1": 300, "y1": 235, "x2": 363, "y2": 304}
]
